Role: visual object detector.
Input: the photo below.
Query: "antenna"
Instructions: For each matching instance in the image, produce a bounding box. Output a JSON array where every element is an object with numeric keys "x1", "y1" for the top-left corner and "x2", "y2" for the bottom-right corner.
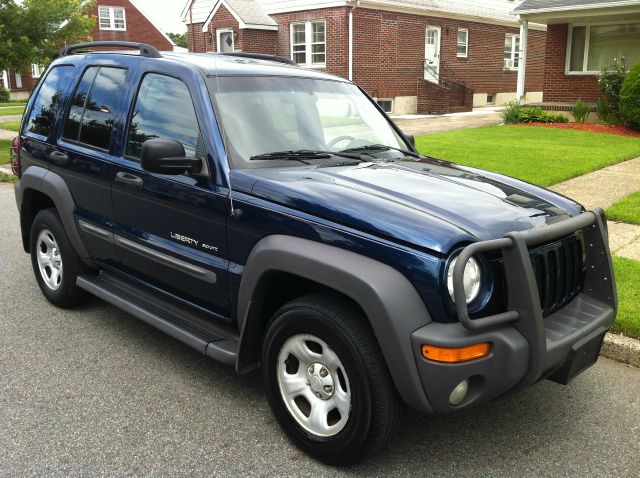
[{"x1": 212, "y1": 55, "x2": 242, "y2": 219}]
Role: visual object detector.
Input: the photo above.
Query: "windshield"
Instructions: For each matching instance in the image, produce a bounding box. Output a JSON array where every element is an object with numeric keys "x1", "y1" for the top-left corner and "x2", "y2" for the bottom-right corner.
[{"x1": 208, "y1": 76, "x2": 409, "y2": 168}]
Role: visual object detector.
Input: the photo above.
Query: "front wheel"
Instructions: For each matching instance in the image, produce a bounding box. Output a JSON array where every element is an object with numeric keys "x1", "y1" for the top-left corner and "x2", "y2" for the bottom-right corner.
[{"x1": 262, "y1": 293, "x2": 399, "y2": 465}]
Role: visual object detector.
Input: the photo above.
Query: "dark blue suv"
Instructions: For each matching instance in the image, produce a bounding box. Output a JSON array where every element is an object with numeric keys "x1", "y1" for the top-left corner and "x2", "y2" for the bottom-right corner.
[{"x1": 12, "y1": 42, "x2": 617, "y2": 465}]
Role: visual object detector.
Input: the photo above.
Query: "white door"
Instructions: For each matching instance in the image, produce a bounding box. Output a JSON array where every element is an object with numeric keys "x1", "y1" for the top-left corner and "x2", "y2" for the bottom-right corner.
[
  {"x1": 424, "y1": 26, "x2": 441, "y2": 83},
  {"x1": 217, "y1": 29, "x2": 234, "y2": 52}
]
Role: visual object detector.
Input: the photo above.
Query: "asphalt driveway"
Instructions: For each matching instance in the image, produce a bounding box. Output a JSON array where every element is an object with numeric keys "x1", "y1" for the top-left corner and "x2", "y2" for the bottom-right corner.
[{"x1": 1, "y1": 183, "x2": 639, "y2": 477}]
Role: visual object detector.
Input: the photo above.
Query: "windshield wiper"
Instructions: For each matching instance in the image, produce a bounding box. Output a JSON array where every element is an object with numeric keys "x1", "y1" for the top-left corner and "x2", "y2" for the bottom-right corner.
[
  {"x1": 250, "y1": 149, "x2": 364, "y2": 162},
  {"x1": 340, "y1": 144, "x2": 420, "y2": 159}
]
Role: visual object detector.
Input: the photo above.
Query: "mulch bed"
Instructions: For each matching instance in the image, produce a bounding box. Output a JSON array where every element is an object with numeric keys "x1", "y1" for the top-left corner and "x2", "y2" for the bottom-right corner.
[{"x1": 517, "y1": 122, "x2": 640, "y2": 138}]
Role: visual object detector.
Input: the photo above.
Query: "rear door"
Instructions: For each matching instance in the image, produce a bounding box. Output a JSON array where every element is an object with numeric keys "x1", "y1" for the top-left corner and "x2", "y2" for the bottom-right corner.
[
  {"x1": 110, "y1": 68, "x2": 230, "y2": 318},
  {"x1": 54, "y1": 64, "x2": 129, "y2": 265}
]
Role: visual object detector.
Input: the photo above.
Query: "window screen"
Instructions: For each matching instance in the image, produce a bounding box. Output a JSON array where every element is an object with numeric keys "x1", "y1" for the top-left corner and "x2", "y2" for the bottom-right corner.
[
  {"x1": 25, "y1": 65, "x2": 75, "y2": 137},
  {"x1": 62, "y1": 66, "x2": 127, "y2": 150},
  {"x1": 125, "y1": 74, "x2": 202, "y2": 160}
]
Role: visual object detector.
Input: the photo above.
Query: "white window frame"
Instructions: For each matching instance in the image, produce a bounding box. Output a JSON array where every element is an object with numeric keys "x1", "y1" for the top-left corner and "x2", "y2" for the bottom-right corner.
[
  {"x1": 31, "y1": 64, "x2": 44, "y2": 78},
  {"x1": 504, "y1": 33, "x2": 520, "y2": 70},
  {"x1": 565, "y1": 20, "x2": 640, "y2": 76},
  {"x1": 375, "y1": 98, "x2": 394, "y2": 114},
  {"x1": 1, "y1": 70, "x2": 9, "y2": 90},
  {"x1": 290, "y1": 20, "x2": 326, "y2": 68},
  {"x1": 98, "y1": 6, "x2": 127, "y2": 31},
  {"x1": 216, "y1": 28, "x2": 234, "y2": 52},
  {"x1": 457, "y1": 28, "x2": 469, "y2": 58},
  {"x1": 15, "y1": 72, "x2": 22, "y2": 89}
]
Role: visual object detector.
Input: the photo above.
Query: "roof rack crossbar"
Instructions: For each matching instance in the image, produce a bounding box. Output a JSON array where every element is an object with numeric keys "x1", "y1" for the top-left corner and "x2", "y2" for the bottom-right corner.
[
  {"x1": 219, "y1": 52, "x2": 296, "y2": 66},
  {"x1": 60, "y1": 41, "x2": 162, "y2": 58}
]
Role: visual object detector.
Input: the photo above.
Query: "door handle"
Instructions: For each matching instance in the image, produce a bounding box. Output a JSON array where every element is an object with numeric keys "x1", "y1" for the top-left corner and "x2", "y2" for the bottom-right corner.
[
  {"x1": 49, "y1": 150, "x2": 69, "y2": 164},
  {"x1": 115, "y1": 171, "x2": 143, "y2": 189}
]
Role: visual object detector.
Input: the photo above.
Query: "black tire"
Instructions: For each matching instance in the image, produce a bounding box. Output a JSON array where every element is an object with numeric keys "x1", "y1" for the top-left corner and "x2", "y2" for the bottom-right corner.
[
  {"x1": 30, "y1": 208, "x2": 90, "y2": 308},
  {"x1": 262, "y1": 292, "x2": 399, "y2": 466}
]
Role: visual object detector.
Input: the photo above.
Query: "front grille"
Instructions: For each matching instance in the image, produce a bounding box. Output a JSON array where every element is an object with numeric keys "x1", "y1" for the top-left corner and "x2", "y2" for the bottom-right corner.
[{"x1": 529, "y1": 233, "x2": 584, "y2": 316}]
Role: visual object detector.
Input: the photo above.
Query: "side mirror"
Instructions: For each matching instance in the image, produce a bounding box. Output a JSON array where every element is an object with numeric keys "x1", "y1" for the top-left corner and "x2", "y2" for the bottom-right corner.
[
  {"x1": 140, "y1": 138, "x2": 202, "y2": 175},
  {"x1": 403, "y1": 133, "x2": 415, "y2": 149}
]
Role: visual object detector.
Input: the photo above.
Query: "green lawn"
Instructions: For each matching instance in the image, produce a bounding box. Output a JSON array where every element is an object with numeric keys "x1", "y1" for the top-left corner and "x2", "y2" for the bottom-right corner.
[
  {"x1": 606, "y1": 191, "x2": 640, "y2": 225},
  {"x1": 0, "y1": 139, "x2": 10, "y2": 165},
  {"x1": 0, "y1": 121, "x2": 20, "y2": 131},
  {"x1": 0, "y1": 106, "x2": 25, "y2": 116},
  {"x1": 0, "y1": 101, "x2": 27, "y2": 107},
  {"x1": 415, "y1": 125, "x2": 640, "y2": 187},
  {"x1": 612, "y1": 257, "x2": 640, "y2": 339}
]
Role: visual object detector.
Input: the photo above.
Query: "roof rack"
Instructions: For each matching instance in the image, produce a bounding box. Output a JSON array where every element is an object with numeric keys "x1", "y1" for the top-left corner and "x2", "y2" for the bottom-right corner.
[
  {"x1": 219, "y1": 52, "x2": 296, "y2": 66},
  {"x1": 60, "y1": 41, "x2": 162, "y2": 58}
]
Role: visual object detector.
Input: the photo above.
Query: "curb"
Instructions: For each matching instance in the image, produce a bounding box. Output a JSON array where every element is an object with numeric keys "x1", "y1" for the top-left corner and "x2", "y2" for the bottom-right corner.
[{"x1": 601, "y1": 332, "x2": 640, "y2": 368}]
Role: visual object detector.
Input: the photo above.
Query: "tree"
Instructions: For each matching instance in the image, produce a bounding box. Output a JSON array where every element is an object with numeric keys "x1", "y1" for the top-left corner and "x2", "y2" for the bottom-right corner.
[
  {"x1": 0, "y1": 0, "x2": 95, "y2": 73},
  {"x1": 167, "y1": 32, "x2": 188, "y2": 49}
]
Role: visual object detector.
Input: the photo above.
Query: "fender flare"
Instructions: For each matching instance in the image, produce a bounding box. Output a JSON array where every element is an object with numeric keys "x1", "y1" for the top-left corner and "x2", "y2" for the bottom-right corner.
[
  {"x1": 236, "y1": 234, "x2": 434, "y2": 412},
  {"x1": 16, "y1": 166, "x2": 91, "y2": 262}
]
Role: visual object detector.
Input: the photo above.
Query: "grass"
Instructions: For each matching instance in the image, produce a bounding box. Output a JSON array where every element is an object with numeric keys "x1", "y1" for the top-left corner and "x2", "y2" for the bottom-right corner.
[
  {"x1": 0, "y1": 171, "x2": 16, "y2": 183},
  {"x1": 0, "y1": 106, "x2": 25, "y2": 116},
  {"x1": 606, "y1": 191, "x2": 640, "y2": 225},
  {"x1": 415, "y1": 125, "x2": 640, "y2": 187},
  {"x1": 0, "y1": 121, "x2": 20, "y2": 131},
  {"x1": 612, "y1": 257, "x2": 640, "y2": 339},
  {"x1": 0, "y1": 139, "x2": 10, "y2": 165},
  {"x1": 0, "y1": 100, "x2": 27, "y2": 107}
]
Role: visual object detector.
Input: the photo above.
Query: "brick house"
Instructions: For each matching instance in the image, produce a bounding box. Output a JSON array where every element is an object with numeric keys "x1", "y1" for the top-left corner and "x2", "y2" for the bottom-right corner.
[
  {"x1": 514, "y1": 0, "x2": 640, "y2": 103},
  {"x1": 183, "y1": 0, "x2": 548, "y2": 114},
  {"x1": 1, "y1": 0, "x2": 175, "y2": 100}
]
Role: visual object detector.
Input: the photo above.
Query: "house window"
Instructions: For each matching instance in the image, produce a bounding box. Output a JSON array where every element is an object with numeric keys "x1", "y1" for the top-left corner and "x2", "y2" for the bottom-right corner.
[
  {"x1": 291, "y1": 21, "x2": 326, "y2": 67},
  {"x1": 504, "y1": 33, "x2": 520, "y2": 69},
  {"x1": 376, "y1": 99, "x2": 393, "y2": 113},
  {"x1": 457, "y1": 28, "x2": 469, "y2": 57},
  {"x1": 98, "y1": 6, "x2": 126, "y2": 31},
  {"x1": 568, "y1": 23, "x2": 640, "y2": 74},
  {"x1": 31, "y1": 64, "x2": 44, "y2": 78},
  {"x1": 487, "y1": 94, "x2": 495, "y2": 105},
  {"x1": 15, "y1": 73, "x2": 22, "y2": 89}
]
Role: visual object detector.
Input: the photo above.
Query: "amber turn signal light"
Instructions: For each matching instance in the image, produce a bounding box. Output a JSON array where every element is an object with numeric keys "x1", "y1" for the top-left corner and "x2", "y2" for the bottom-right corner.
[{"x1": 422, "y1": 343, "x2": 490, "y2": 363}]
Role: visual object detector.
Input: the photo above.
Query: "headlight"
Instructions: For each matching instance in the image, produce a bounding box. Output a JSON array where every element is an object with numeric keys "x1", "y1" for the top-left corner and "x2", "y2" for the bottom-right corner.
[{"x1": 446, "y1": 255, "x2": 482, "y2": 304}]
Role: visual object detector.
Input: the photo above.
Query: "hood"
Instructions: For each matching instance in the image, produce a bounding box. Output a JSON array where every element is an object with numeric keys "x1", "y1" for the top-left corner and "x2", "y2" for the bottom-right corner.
[{"x1": 231, "y1": 158, "x2": 583, "y2": 254}]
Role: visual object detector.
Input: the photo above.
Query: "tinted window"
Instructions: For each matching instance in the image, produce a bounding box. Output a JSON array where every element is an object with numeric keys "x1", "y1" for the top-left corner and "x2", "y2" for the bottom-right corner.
[
  {"x1": 126, "y1": 74, "x2": 202, "y2": 159},
  {"x1": 62, "y1": 66, "x2": 127, "y2": 150},
  {"x1": 25, "y1": 66, "x2": 75, "y2": 137}
]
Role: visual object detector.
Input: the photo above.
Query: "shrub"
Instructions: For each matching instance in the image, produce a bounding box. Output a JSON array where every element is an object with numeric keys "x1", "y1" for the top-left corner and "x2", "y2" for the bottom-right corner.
[
  {"x1": 0, "y1": 86, "x2": 9, "y2": 102},
  {"x1": 596, "y1": 98, "x2": 612, "y2": 124},
  {"x1": 598, "y1": 59, "x2": 627, "y2": 120},
  {"x1": 501, "y1": 101, "x2": 523, "y2": 124},
  {"x1": 571, "y1": 99, "x2": 591, "y2": 124},
  {"x1": 619, "y1": 62, "x2": 640, "y2": 130}
]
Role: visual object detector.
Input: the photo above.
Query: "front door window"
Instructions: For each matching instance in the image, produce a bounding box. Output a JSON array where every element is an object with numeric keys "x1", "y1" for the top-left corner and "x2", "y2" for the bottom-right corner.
[
  {"x1": 424, "y1": 27, "x2": 441, "y2": 83},
  {"x1": 218, "y1": 30, "x2": 234, "y2": 52}
]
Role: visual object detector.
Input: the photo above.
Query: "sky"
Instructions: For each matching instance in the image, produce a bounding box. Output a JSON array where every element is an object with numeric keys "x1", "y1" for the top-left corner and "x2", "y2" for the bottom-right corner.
[{"x1": 134, "y1": 0, "x2": 188, "y2": 34}]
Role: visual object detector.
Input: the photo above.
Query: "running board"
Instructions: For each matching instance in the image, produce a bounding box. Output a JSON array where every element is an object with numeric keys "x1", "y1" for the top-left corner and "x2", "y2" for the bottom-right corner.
[{"x1": 76, "y1": 272, "x2": 239, "y2": 366}]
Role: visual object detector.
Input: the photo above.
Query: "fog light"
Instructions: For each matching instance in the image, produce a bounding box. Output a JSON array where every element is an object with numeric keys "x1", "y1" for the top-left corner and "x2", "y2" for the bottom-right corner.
[{"x1": 449, "y1": 379, "x2": 469, "y2": 406}]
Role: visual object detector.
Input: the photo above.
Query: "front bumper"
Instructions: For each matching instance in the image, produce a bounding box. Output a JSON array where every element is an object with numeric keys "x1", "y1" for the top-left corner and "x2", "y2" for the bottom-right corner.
[{"x1": 411, "y1": 209, "x2": 616, "y2": 413}]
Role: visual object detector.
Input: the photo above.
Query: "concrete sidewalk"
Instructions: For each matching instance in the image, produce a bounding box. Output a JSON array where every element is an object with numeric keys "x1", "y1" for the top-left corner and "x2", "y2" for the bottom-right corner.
[
  {"x1": 393, "y1": 107, "x2": 503, "y2": 136},
  {"x1": 549, "y1": 157, "x2": 640, "y2": 261}
]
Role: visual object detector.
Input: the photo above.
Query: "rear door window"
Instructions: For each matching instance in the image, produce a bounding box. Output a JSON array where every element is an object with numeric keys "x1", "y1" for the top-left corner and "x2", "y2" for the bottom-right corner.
[
  {"x1": 62, "y1": 66, "x2": 128, "y2": 150},
  {"x1": 25, "y1": 65, "x2": 75, "y2": 137},
  {"x1": 125, "y1": 73, "x2": 202, "y2": 160}
]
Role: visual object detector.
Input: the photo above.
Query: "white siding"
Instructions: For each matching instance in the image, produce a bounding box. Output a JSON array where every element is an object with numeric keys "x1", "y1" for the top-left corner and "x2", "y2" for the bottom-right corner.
[
  {"x1": 182, "y1": 0, "x2": 218, "y2": 22},
  {"x1": 254, "y1": 0, "x2": 347, "y2": 14}
]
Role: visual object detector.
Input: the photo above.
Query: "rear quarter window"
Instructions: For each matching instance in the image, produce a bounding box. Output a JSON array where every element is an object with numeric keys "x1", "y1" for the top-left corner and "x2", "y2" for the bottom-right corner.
[{"x1": 25, "y1": 65, "x2": 75, "y2": 137}]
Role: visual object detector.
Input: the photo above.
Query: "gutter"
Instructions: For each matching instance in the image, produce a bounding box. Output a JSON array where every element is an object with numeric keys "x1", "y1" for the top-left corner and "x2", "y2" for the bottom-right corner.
[
  {"x1": 514, "y1": 0, "x2": 640, "y2": 15},
  {"x1": 349, "y1": 0, "x2": 359, "y2": 81}
]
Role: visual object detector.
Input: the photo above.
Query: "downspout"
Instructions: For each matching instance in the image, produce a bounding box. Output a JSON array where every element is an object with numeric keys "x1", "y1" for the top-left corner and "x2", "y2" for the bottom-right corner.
[
  {"x1": 516, "y1": 19, "x2": 529, "y2": 103},
  {"x1": 348, "y1": 0, "x2": 359, "y2": 81},
  {"x1": 189, "y1": 3, "x2": 194, "y2": 51}
]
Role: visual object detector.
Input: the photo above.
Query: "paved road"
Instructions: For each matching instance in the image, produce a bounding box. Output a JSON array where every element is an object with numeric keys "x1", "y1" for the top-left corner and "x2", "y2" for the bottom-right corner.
[
  {"x1": 1, "y1": 183, "x2": 639, "y2": 477},
  {"x1": 393, "y1": 109, "x2": 503, "y2": 136}
]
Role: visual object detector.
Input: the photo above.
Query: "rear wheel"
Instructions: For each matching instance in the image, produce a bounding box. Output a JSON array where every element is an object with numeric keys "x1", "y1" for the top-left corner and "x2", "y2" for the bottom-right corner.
[
  {"x1": 262, "y1": 293, "x2": 399, "y2": 465},
  {"x1": 30, "y1": 208, "x2": 90, "y2": 308}
]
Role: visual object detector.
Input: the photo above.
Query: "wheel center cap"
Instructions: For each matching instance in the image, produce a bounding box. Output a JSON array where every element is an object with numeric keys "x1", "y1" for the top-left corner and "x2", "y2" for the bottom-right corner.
[{"x1": 307, "y1": 362, "x2": 334, "y2": 400}]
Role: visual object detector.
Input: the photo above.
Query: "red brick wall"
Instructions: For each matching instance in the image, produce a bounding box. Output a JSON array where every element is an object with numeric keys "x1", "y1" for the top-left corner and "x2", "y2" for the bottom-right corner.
[
  {"x1": 187, "y1": 6, "x2": 546, "y2": 105},
  {"x1": 351, "y1": 8, "x2": 545, "y2": 98},
  {"x1": 89, "y1": 0, "x2": 173, "y2": 51},
  {"x1": 4, "y1": 69, "x2": 37, "y2": 93},
  {"x1": 543, "y1": 24, "x2": 601, "y2": 102}
]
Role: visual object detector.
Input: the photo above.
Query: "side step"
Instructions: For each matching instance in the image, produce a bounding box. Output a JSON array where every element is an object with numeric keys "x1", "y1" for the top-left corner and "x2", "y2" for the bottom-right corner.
[{"x1": 77, "y1": 272, "x2": 239, "y2": 366}]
